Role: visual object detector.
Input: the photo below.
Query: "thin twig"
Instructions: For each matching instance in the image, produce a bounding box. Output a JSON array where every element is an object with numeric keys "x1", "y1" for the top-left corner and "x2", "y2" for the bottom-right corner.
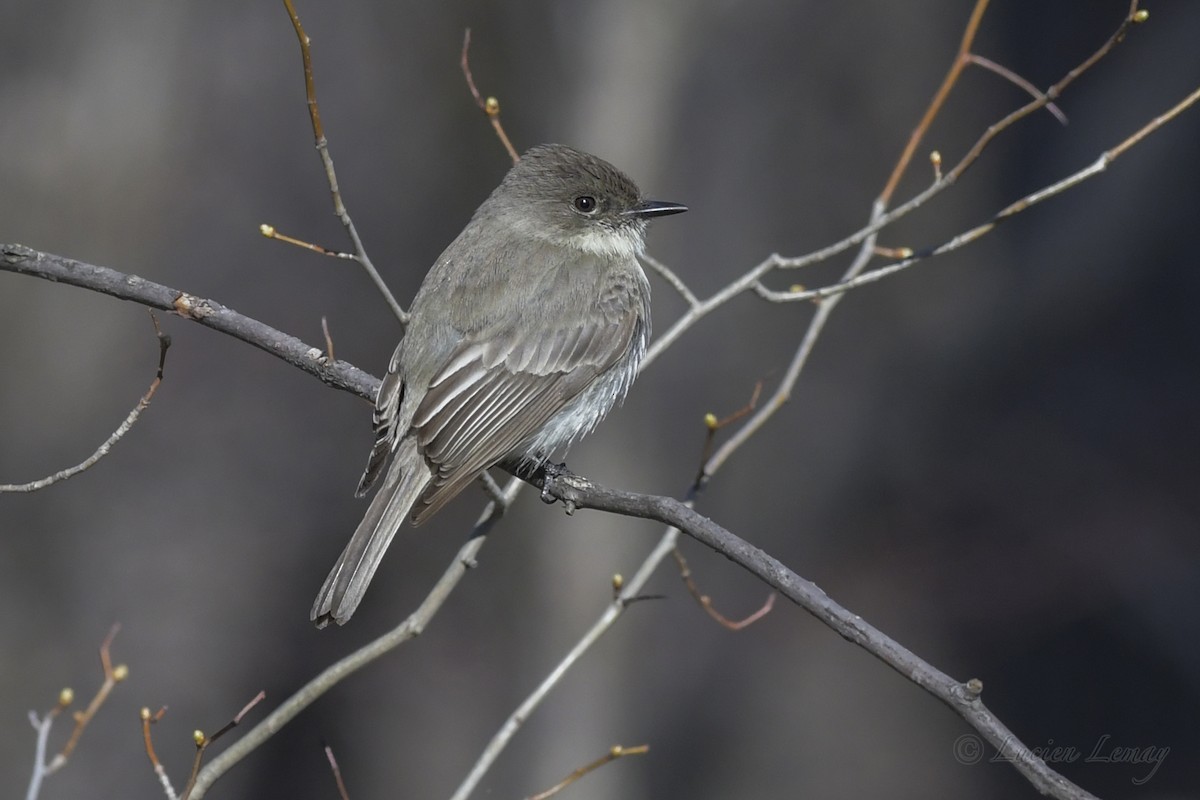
[
  {"x1": 696, "y1": 381, "x2": 762, "y2": 476},
  {"x1": 879, "y1": 0, "x2": 990, "y2": 204},
  {"x1": 525, "y1": 744, "x2": 649, "y2": 800},
  {"x1": 449, "y1": 527, "x2": 681, "y2": 800},
  {"x1": 54, "y1": 624, "x2": 127, "y2": 766},
  {"x1": 703, "y1": 200, "x2": 881, "y2": 478},
  {"x1": 141, "y1": 706, "x2": 177, "y2": 800},
  {"x1": 321, "y1": 316, "x2": 336, "y2": 362},
  {"x1": 324, "y1": 744, "x2": 352, "y2": 800},
  {"x1": 25, "y1": 696, "x2": 67, "y2": 800},
  {"x1": 279, "y1": 0, "x2": 407, "y2": 323},
  {"x1": 2, "y1": 313, "x2": 170, "y2": 493},
  {"x1": 640, "y1": 251, "x2": 699, "y2": 309},
  {"x1": 644, "y1": 0, "x2": 1146, "y2": 370},
  {"x1": 460, "y1": 29, "x2": 520, "y2": 164},
  {"x1": 747, "y1": 80, "x2": 1200, "y2": 309},
  {"x1": 179, "y1": 691, "x2": 267, "y2": 800},
  {"x1": 531, "y1": 472, "x2": 1100, "y2": 800},
  {"x1": 671, "y1": 548, "x2": 776, "y2": 631},
  {"x1": 187, "y1": 477, "x2": 523, "y2": 799},
  {"x1": 967, "y1": 53, "x2": 1068, "y2": 125},
  {"x1": 25, "y1": 626, "x2": 127, "y2": 800}
]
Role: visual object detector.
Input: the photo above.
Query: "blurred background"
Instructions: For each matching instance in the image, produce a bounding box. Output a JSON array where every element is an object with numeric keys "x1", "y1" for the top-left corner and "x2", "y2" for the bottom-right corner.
[{"x1": 2, "y1": 1, "x2": 1199, "y2": 798}]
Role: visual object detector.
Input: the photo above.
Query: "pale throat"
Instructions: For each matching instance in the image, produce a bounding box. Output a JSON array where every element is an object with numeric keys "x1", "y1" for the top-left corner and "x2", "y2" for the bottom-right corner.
[
  {"x1": 512, "y1": 213, "x2": 646, "y2": 261},
  {"x1": 566, "y1": 221, "x2": 646, "y2": 260}
]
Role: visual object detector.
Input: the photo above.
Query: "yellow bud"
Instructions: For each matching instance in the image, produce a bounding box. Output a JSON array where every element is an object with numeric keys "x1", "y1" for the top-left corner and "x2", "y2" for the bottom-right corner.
[
  {"x1": 930, "y1": 150, "x2": 942, "y2": 166},
  {"x1": 703, "y1": 413, "x2": 718, "y2": 430},
  {"x1": 259, "y1": 224, "x2": 275, "y2": 238},
  {"x1": 484, "y1": 97, "x2": 500, "y2": 116},
  {"x1": 611, "y1": 574, "x2": 624, "y2": 591},
  {"x1": 113, "y1": 664, "x2": 130, "y2": 682},
  {"x1": 58, "y1": 688, "x2": 74, "y2": 706},
  {"x1": 1133, "y1": 9, "x2": 1149, "y2": 23},
  {"x1": 610, "y1": 745, "x2": 623, "y2": 757},
  {"x1": 140, "y1": 707, "x2": 151, "y2": 721},
  {"x1": 789, "y1": 284, "x2": 805, "y2": 293},
  {"x1": 193, "y1": 730, "x2": 207, "y2": 746}
]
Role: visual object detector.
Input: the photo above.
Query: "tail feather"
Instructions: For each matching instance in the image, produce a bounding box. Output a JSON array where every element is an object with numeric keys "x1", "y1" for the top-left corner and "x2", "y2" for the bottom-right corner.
[{"x1": 311, "y1": 439, "x2": 430, "y2": 627}]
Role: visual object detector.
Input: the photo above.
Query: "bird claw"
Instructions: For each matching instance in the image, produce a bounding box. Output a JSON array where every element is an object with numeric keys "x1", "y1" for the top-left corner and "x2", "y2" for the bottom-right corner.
[{"x1": 539, "y1": 462, "x2": 578, "y2": 514}]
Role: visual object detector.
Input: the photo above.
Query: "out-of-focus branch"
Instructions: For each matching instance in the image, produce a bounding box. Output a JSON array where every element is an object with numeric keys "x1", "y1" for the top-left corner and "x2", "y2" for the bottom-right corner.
[
  {"x1": 644, "y1": 0, "x2": 1148, "y2": 369},
  {"x1": 449, "y1": 527, "x2": 680, "y2": 800},
  {"x1": 324, "y1": 744, "x2": 352, "y2": 800},
  {"x1": 525, "y1": 744, "x2": 649, "y2": 800},
  {"x1": 879, "y1": 0, "x2": 991, "y2": 205},
  {"x1": 187, "y1": 476, "x2": 522, "y2": 799},
  {"x1": 2, "y1": 313, "x2": 170, "y2": 493},
  {"x1": 746, "y1": 80, "x2": 1200, "y2": 309},
  {"x1": 25, "y1": 626, "x2": 128, "y2": 800},
  {"x1": 177, "y1": 691, "x2": 267, "y2": 800}
]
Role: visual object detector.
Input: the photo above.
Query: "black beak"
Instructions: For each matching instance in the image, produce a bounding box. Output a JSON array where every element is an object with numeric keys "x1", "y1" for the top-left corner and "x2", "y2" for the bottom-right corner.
[{"x1": 626, "y1": 200, "x2": 688, "y2": 219}]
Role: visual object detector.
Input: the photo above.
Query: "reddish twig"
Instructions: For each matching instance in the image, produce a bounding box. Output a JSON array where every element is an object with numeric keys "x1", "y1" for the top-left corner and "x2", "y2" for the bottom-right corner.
[
  {"x1": 320, "y1": 316, "x2": 336, "y2": 362},
  {"x1": 696, "y1": 381, "x2": 762, "y2": 482},
  {"x1": 26, "y1": 625, "x2": 128, "y2": 800},
  {"x1": 141, "y1": 706, "x2": 177, "y2": 800},
  {"x1": 967, "y1": 53, "x2": 1068, "y2": 125},
  {"x1": 324, "y1": 744, "x2": 352, "y2": 800},
  {"x1": 460, "y1": 28, "x2": 520, "y2": 164},
  {"x1": 671, "y1": 548, "x2": 775, "y2": 631},
  {"x1": 879, "y1": 0, "x2": 991, "y2": 204},
  {"x1": 278, "y1": 0, "x2": 406, "y2": 323},
  {"x1": 179, "y1": 691, "x2": 266, "y2": 800}
]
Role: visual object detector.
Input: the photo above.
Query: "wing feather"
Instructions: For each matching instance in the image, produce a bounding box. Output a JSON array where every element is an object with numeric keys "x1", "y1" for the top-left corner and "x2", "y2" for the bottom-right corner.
[{"x1": 407, "y1": 305, "x2": 639, "y2": 524}]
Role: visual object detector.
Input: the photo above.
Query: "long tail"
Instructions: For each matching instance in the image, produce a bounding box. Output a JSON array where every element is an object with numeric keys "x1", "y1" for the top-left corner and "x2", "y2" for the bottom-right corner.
[{"x1": 311, "y1": 439, "x2": 430, "y2": 627}]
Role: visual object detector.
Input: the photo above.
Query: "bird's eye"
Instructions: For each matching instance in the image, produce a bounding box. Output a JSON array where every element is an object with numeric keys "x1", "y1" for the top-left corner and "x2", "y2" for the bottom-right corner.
[{"x1": 573, "y1": 195, "x2": 597, "y2": 214}]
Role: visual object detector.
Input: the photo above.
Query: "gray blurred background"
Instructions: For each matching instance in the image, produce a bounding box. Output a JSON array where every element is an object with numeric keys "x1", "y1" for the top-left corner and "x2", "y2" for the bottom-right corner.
[{"x1": 3, "y1": 1, "x2": 1199, "y2": 798}]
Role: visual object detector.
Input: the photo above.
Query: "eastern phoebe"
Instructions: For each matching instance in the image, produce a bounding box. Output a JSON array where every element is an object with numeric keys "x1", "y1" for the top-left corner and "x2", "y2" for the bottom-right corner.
[{"x1": 312, "y1": 143, "x2": 686, "y2": 626}]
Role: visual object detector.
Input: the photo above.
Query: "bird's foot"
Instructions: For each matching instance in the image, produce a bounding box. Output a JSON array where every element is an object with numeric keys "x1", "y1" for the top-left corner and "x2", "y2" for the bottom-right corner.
[{"x1": 539, "y1": 461, "x2": 587, "y2": 515}]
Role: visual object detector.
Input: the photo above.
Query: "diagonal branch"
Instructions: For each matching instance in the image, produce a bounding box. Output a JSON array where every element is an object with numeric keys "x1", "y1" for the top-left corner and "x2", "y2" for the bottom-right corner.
[{"x1": 531, "y1": 469, "x2": 1100, "y2": 800}]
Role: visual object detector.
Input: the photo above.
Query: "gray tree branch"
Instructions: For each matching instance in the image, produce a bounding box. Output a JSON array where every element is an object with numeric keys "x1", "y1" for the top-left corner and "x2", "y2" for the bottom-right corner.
[{"x1": 2, "y1": 243, "x2": 1098, "y2": 800}]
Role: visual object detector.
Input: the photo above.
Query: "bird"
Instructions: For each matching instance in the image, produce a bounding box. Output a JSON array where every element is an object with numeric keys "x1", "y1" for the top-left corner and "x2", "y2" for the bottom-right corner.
[{"x1": 312, "y1": 143, "x2": 687, "y2": 627}]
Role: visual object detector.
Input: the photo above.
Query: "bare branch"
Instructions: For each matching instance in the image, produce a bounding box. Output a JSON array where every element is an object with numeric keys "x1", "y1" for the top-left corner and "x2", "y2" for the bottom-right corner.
[
  {"x1": 179, "y1": 691, "x2": 266, "y2": 800},
  {"x1": 640, "y1": 251, "x2": 699, "y2": 309},
  {"x1": 671, "y1": 547, "x2": 775, "y2": 631},
  {"x1": 532, "y1": 469, "x2": 1101, "y2": 800},
  {"x1": 646, "y1": 0, "x2": 1148, "y2": 370},
  {"x1": 187, "y1": 476, "x2": 523, "y2": 799},
  {"x1": 525, "y1": 744, "x2": 650, "y2": 800},
  {"x1": 967, "y1": 53, "x2": 1068, "y2": 125},
  {"x1": 460, "y1": 28, "x2": 520, "y2": 164},
  {"x1": 450, "y1": 527, "x2": 681, "y2": 800},
  {"x1": 2, "y1": 313, "x2": 169, "y2": 493},
  {"x1": 879, "y1": 0, "x2": 990, "y2": 205},
  {"x1": 279, "y1": 0, "x2": 407, "y2": 323},
  {"x1": 26, "y1": 626, "x2": 128, "y2": 800},
  {"x1": 141, "y1": 706, "x2": 177, "y2": 800},
  {"x1": 324, "y1": 744, "x2": 352, "y2": 800}
]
